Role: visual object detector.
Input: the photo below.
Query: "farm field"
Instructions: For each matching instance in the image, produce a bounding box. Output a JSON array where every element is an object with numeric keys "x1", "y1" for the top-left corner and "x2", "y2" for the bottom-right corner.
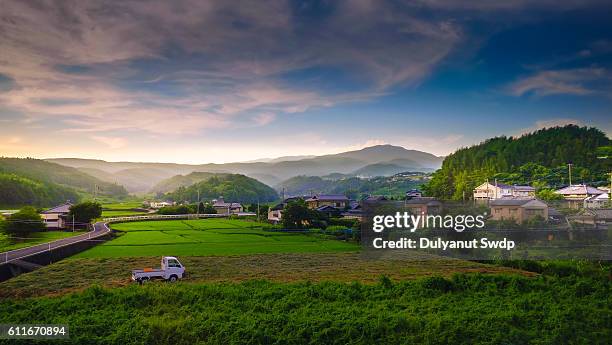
[
  {"x1": 0, "y1": 231, "x2": 85, "y2": 252},
  {"x1": 101, "y1": 201, "x2": 149, "y2": 217},
  {"x1": 75, "y1": 219, "x2": 358, "y2": 258},
  {"x1": 0, "y1": 253, "x2": 534, "y2": 299}
]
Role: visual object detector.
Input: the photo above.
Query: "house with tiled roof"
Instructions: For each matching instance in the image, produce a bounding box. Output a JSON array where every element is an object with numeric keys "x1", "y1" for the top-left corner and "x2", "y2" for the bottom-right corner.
[
  {"x1": 489, "y1": 199, "x2": 548, "y2": 224},
  {"x1": 305, "y1": 194, "x2": 348, "y2": 209},
  {"x1": 555, "y1": 184, "x2": 605, "y2": 208},
  {"x1": 212, "y1": 197, "x2": 243, "y2": 214},
  {"x1": 473, "y1": 182, "x2": 535, "y2": 201},
  {"x1": 40, "y1": 202, "x2": 73, "y2": 229}
]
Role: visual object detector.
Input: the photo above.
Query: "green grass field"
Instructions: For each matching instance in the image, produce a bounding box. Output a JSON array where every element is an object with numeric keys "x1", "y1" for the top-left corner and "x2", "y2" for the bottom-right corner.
[
  {"x1": 75, "y1": 219, "x2": 358, "y2": 258},
  {"x1": 0, "y1": 231, "x2": 85, "y2": 252},
  {"x1": 101, "y1": 201, "x2": 149, "y2": 217}
]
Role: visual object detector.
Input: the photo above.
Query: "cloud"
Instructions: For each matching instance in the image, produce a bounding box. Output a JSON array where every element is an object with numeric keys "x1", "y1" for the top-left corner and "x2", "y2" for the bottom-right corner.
[
  {"x1": 508, "y1": 68, "x2": 612, "y2": 97},
  {"x1": 0, "y1": 0, "x2": 467, "y2": 137},
  {"x1": 91, "y1": 135, "x2": 128, "y2": 149}
]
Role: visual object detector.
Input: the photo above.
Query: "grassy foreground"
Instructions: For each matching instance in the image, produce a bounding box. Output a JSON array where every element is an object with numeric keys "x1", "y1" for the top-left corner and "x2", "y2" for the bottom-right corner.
[
  {"x1": 75, "y1": 219, "x2": 358, "y2": 258},
  {"x1": 0, "y1": 272, "x2": 609, "y2": 345},
  {"x1": 0, "y1": 253, "x2": 530, "y2": 299}
]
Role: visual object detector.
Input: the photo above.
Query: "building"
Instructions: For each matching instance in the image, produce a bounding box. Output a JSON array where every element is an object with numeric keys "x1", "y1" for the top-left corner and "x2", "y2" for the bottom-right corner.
[
  {"x1": 406, "y1": 189, "x2": 422, "y2": 199},
  {"x1": 315, "y1": 205, "x2": 342, "y2": 218},
  {"x1": 404, "y1": 197, "x2": 443, "y2": 216},
  {"x1": 305, "y1": 195, "x2": 348, "y2": 209},
  {"x1": 267, "y1": 203, "x2": 284, "y2": 223},
  {"x1": 584, "y1": 193, "x2": 610, "y2": 209},
  {"x1": 341, "y1": 203, "x2": 364, "y2": 221},
  {"x1": 489, "y1": 199, "x2": 548, "y2": 224},
  {"x1": 149, "y1": 201, "x2": 175, "y2": 209},
  {"x1": 212, "y1": 197, "x2": 243, "y2": 214},
  {"x1": 473, "y1": 182, "x2": 535, "y2": 201},
  {"x1": 555, "y1": 184, "x2": 605, "y2": 208},
  {"x1": 40, "y1": 202, "x2": 73, "y2": 229}
]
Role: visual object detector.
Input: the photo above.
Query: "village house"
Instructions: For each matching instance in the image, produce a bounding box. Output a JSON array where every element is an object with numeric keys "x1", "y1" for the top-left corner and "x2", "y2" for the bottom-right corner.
[
  {"x1": 212, "y1": 197, "x2": 243, "y2": 214},
  {"x1": 267, "y1": 203, "x2": 284, "y2": 223},
  {"x1": 149, "y1": 201, "x2": 175, "y2": 209},
  {"x1": 554, "y1": 184, "x2": 605, "y2": 208},
  {"x1": 584, "y1": 193, "x2": 610, "y2": 209},
  {"x1": 305, "y1": 194, "x2": 349, "y2": 209},
  {"x1": 473, "y1": 182, "x2": 535, "y2": 201},
  {"x1": 489, "y1": 199, "x2": 548, "y2": 224},
  {"x1": 341, "y1": 202, "x2": 364, "y2": 221},
  {"x1": 40, "y1": 202, "x2": 73, "y2": 229},
  {"x1": 404, "y1": 197, "x2": 443, "y2": 216}
]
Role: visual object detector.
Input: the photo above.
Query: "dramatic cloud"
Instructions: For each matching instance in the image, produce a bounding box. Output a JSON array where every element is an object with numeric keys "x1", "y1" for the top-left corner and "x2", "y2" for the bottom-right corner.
[
  {"x1": 0, "y1": 0, "x2": 465, "y2": 136},
  {"x1": 508, "y1": 68, "x2": 612, "y2": 97}
]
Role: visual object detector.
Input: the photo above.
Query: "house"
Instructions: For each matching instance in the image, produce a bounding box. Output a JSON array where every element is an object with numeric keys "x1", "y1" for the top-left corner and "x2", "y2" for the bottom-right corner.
[
  {"x1": 149, "y1": 201, "x2": 175, "y2": 209},
  {"x1": 555, "y1": 184, "x2": 605, "y2": 208},
  {"x1": 473, "y1": 182, "x2": 535, "y2": 201},
  {"x1": 40, "y1": 202, "x2": 73, "y2": 229},
  {"x1": 267, "y1": 203, "x2": 284, "y2": 223},
  {"x1": 316, "y1": 205, "x2": 342, "y2": 218},
  {"x1": 489, "y1": 199, "x2": 548, "y2": 224},
  {"x1": 305, "y1": 195, "x2": 348, "y2": 209},
  {"x1": 341, "y1": 202, "x2": 364, "y2": 221},
  {"x1": 212, "y1": 197, "x2": 243, "y2": 214},
  {"x1": 584, "y1": 193, "x2": 610, "y2": 209},
  {"x1": 404, "y1": 197, "x2": 443, "y2": 216},
  {"x1": 581, "y1": 208, "x2": 612, "y2": 226},
  {"x1": 406, "y1": 189, "x2": 423, "y2": 199}
]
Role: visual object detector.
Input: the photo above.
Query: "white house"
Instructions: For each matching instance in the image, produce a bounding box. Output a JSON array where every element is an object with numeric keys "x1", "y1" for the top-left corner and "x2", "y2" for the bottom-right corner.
[
  {"x1": 584, "y1": 193, "x2": 610, "y2": 209},
  {"x1": 473, "y1": 182, "x2": 535, "y2": 201},
  {"x1": 40, "y1": 202, "x2": 73, "y2": 229},
  {"x1": 149, "y1": 201, "x2": 175, "y2": 209},
  {"x1": 267, "y1": 203, "x2": 284, "y2": 223}
]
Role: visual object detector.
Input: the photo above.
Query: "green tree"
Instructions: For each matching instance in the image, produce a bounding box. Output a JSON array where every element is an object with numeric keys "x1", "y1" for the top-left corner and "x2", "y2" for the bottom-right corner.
[
  {"x1": 4, "y1": 206, "x2": 45, "y2": 235},
  {"x1": 69, "y1": 201, "x2": 102, "y2": 224},
  {"x1": 282, "y1": 200, "x2": 328, "y2": 229}
]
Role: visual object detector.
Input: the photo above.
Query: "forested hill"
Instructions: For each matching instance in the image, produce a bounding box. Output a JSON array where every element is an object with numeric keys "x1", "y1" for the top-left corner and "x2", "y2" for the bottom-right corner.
[
  {"x1": 164, "y1": 174, "x2": 278, "y2": 204},
  {"x1": 0, "y1": 173, "x2": 80, "y2": 207},
  {"x1": 424, "y1": 125, "x2": 611, "y2": 200},
  {"x1": 0, "y1": 158, "x2": 128, "y2": 200}
]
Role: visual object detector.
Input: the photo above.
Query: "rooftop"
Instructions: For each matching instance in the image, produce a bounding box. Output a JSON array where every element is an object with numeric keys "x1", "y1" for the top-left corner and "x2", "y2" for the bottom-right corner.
[
  {"x1": 41, "y1": 202, "x2": 73, "y2": 214},
  {"x1": 555, "y1": 185, "x2": 605, "y2": 195}
]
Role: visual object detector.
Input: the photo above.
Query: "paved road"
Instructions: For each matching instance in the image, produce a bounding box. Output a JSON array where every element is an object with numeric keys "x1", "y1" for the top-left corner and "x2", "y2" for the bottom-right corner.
[{"x1": 1, "y1": 221, "x2": 111, "y2": 264}]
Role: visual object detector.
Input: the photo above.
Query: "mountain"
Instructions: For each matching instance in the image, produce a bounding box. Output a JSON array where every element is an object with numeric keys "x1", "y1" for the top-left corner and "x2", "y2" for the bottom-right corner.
[
  {"x1": 0, "y1": 173, "x2": 80, "y2": 207},
  {"x1": 164, "y1": 174, "x2": 278, "y2": 204},
  {"x1": 46, "y1": 145, "x2": 442, "y2": 193},
  {"x1": 0, "y1": 158, "x2": 128, "y2": 198},
  {"x1": 424, "y1": 125, "x2": 612, "y2": 200},
  {"x1": 276, "y1": 174, "x2": 428, "y2": 199},
  {"x1": 352, "y1": 163, "x2": 428, "y2": 177},
  {"x1": 151, "y1": 172, "x2": 221, "y2": 195}
]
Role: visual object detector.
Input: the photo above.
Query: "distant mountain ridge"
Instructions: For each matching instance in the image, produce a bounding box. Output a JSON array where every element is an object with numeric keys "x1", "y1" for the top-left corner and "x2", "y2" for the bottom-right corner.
[{"x1": 46, "y1": 145, "x2": 442, "y2": 193}]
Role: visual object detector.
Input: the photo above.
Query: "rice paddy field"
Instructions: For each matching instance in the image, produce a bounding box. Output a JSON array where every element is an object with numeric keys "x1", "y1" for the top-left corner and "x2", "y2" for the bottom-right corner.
[
  {"x1": 101, "y1": 201, "x2": 150, "y2": 218},
  {"x1": 75, "y1": 219, "x2": 358, "y2": 258}
]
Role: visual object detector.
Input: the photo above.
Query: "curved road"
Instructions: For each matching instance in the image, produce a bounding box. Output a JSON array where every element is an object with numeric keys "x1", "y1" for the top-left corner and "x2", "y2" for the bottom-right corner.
[{"x1": 1, "y1": 221, "x2": 110, "y2": 264}]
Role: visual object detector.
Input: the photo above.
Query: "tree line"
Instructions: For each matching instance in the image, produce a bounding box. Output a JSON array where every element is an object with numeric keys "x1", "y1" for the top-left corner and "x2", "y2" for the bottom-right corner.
[{"x1": 424, "y1": 125, "x2": 612, "y2": 200}]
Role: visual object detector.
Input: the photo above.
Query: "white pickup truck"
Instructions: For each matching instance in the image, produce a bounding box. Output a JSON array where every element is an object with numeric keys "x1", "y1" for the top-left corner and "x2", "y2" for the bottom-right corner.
[{"x1": 132, "y1": 256, "x2": 185, "y2": 283}]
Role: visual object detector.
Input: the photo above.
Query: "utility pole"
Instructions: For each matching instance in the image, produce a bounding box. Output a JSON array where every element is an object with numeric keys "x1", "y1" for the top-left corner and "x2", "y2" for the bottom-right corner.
[
  {"x1": 72, "y1": 214, "x2": 75, "y2": 232},
  {"x1": 257, "y1": 197, "x2": 260, "y2": 222},
  {"x1": 568, "y1": 163, "x2": 573, "y2": 186},
  {"x1": 197, "y1": 189, "x2": 200, "y2": 216}
]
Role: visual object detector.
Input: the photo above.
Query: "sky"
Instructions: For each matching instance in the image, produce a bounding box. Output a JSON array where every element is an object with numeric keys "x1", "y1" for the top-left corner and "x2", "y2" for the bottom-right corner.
[{"x1": 0, "y1": 0, "x2": 611, "y2": 164}]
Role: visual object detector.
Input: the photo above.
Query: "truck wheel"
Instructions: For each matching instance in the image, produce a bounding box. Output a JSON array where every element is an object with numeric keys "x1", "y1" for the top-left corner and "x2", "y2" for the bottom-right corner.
[
  {"x1": 140, "y1": 277, "x2": 150, "y2": 285},
  {"x1": 168, "y1": 275, "x2": 178, "y2": 283}
]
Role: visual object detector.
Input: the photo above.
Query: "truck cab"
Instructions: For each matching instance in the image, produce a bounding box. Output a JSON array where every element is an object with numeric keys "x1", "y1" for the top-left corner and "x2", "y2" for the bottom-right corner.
[
  {"x1": 161, "y1": 256, "x2": 185, "y2": 280},
  {"x1": 132, "y1": 256, "x2": 186, "y2": 283}
]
